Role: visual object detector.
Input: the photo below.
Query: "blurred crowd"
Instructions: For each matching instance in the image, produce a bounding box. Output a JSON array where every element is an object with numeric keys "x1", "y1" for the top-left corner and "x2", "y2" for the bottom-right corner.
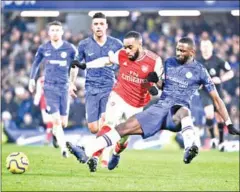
[{"x1": 1, "y1": 12, "x2": 239, "y2": 131}]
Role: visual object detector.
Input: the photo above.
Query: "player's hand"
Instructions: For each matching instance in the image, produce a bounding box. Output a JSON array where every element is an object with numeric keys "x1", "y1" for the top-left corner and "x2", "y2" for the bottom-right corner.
[
  {"x1": 148, "y1": 86, "x2": 159, "y2": 96},
  {"x1": 28, "y1": 79, "x2": 36, "y2": 93},
  {"x1": 147, "y1": 72, "x2": 159, "y2": 83},
  {"x1": 69, "y1": 83, "x2": 77, "y2": 98},
  {"x1": 227, "y1": 124, "x2": 240, "y2": 135},
  {"x1": 108, "y1": 50, "x2": 114, "y2": 64},
  {"x1": 71, "y1": 60, "x2": 86, "y2": 70},
  {"x1": 211, "y1": 77, "x2": 221, "y2": 84}
]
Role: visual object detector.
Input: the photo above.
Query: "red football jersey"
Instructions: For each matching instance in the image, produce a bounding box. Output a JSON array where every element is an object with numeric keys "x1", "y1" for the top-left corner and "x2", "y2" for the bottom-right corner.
[{"x1": 113, "y1": 49, "x2": 162, "y2": 107}]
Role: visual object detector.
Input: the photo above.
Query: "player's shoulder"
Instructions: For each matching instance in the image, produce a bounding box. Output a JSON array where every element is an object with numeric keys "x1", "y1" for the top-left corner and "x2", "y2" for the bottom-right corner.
[
  {"x1": 194, "y1": 59, "x2": 207, "y2": 71},
  {"x1": 78, "y1": 37, "x2": 91, "y2": 47},
  {"x1": 145, "y1": 49, "x2": 160, "y2": 61},
  {"x1": 213, "y1": 54, "x2": 225, "y2": 64},
  {"x1": 165, "y1": 56, "x2": 176, "y2": 63},
  {"x1": 63, "y1": 40, "x2": 76, "y2": 49},
  {"x1": 39, "y1": 41, "x2": 50, "y2": 50},
  {"x1": 108, "y1": 36, "x2": 122, "y2": 45}
]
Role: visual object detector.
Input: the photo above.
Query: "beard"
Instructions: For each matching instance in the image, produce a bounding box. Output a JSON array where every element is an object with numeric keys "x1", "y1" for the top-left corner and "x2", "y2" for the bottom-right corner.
[
  {"x1": 176, "y1": 55, "x2": 189, "y2": 64},
  {"x1": 129, "y1": 49, "x2": 139, "y2": 61}
]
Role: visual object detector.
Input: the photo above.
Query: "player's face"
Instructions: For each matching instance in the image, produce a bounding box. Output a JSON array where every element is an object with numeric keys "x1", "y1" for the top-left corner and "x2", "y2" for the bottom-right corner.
[
  {"x1": 176, "y1": 42, "x2": 194, "y2": 64},
  {"x1": 123, "y1": 37, "x2": 141, "y2": 61},
  {"x1": 200, "y1": 41, "x2": 213, "y2": 57},
  {"x1": 92, "y1": 18, "x2": 108, "y2": 38},
  {"x1": 48, "y1": 25, "x2": 63, "y2": 42}
]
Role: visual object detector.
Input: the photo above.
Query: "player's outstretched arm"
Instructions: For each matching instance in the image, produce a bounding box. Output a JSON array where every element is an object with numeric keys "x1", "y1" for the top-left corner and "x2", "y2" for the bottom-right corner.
[
  {"x1": 209, "y1": 90, "x2": 240, "y2": 135},
  {"x1": 69, "y1": 61, "x2": 80, "y2": 98},
  {"x1": 29, "y1": 47, "x2": 44, "y2": 93},
  {"x1": 71, "y1": 60, "x2": 86, "y2": 70},
  {"x1": 107, "y1": 50, "x2": 120, "y2": 66},
  {"x1": 147, "y1": 57, "x2": 165, "y2": 90}
]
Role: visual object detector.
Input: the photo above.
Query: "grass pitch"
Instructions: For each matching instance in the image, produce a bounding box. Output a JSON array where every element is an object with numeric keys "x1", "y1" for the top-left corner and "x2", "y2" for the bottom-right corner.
[{"x1": 1, "y1": 144, "x2": 239, "y2": 191}]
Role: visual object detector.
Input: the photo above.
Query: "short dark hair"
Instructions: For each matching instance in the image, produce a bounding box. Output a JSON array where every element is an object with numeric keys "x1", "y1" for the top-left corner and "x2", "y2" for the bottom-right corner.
[
  {"x1": 48, "y1": 20, "x2": 62, "y2": 28},
  {"x1": 179, "y1": 37, "x2": 195, "y2": 48},
  {"x1": 92, "y1": 12, "x2": 106, "y2": 19},
  {"x1": 124, "y1": 31, "x2": 142, "y2": 40}
]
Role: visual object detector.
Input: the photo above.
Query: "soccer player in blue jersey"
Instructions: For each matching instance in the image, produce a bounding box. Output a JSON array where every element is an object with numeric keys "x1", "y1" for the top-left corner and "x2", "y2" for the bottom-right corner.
[
  {"x1": 28, "y1": 21, "x2": 79, "y2": 157},
  {"x1": 75, "y1": 12, "x2": 122, "y2": 168},
  {"x1": 67, "y1": 37, "x2": 239, "y2": 166}
]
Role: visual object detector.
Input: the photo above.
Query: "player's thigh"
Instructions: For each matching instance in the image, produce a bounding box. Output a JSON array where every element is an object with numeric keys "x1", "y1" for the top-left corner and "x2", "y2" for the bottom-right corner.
[
  {"x1": 99, "y1": 91, "x2": 111, "y2": 118},
  {"x1": 125, "y1": 104, "x2": 143, "y2": 120},
  {"x1": 60, "y1": 91, "x2": 70, "y2": 116},
  {"x1": 43, "y1": 89, "x2": 60, "y2": 115},
  {"x1": 41, "y1": 109, "x2": 52, "y2": 124},
  {"x1": 164, "y1": 106, "x2": 191, "y2": 132},
  {"x1": 85, "y1": 93, "x2": 100, "y2": 123},
  {"x1": 135, "y1": 102, "x2": 170, "y2": 139},
  {"x1": 104, "y1": 91, "x2": 125, "y2": 128}
]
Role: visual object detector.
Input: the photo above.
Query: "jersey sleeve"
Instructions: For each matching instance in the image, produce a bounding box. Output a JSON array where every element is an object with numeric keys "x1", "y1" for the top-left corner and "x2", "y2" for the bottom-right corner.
[
  {"x1": 115, "y1": 39, "x2": 123, "y2": 51},
  {"x1": 154, "y1": 57, "x2": 164, "y2": 80},
  {"x1": 200, "y1": 67, "x2": 216, "y2": 92},
  {"x1": 34, "y1": 78, "x2": 42, "y2": 106},
  {"x1": 30, "y1": 46, "x2": 44, "y2": 79},
  {"x1": 71, "y1": 44, "x2": 78, "y2": 60},
  {"x1": 109, "y1": 50, "x2": 121, "y2": 65},
  {"x1": 220, "y1": 59, "x2": 232, "y2": 72},
  {"x1": 77, "y1": 41, "x2": 86, "y2": 63}
]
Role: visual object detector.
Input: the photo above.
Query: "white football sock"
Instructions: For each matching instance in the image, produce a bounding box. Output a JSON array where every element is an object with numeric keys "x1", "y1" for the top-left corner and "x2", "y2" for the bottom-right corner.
[
  {"x1": 84, "y1": 129, "x2": 121, "y2": 157},
  {"x1": 101, "y1": 146, "x2": 112, "y2": 162},
  {"x1": 181, "y1": 127, "x2": 196, "y2": 150},
  {"x1": 54, "y1": 125, "x2": 66, "y2": 150}
]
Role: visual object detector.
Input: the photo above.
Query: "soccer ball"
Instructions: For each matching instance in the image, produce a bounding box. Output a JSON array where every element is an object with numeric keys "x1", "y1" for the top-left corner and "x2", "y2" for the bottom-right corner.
[{"x1": 6, "y1": 152, "x2": 29, "y2": 174}]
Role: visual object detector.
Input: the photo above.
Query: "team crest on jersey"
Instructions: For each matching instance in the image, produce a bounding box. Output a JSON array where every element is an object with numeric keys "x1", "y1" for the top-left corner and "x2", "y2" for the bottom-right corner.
[
  {"x1": 61, "y1": 52, "x2": 67, "y2": 58},
  {"x1": 185, "y1": 72, "x2": 193, "y2": 79},
  {"x1": 141, "y1": 65, "x2": 149, "y2": 73}
]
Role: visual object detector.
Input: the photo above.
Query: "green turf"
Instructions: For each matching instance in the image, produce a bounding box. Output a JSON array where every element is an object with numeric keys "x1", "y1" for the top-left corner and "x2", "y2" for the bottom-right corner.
[{"x1": 1, "y1": 144, "x2": 239, "y2": 191}]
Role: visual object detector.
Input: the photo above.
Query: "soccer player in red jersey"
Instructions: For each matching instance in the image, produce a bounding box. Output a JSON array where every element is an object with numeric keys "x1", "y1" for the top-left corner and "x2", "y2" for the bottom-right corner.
[{"x1": 76, "y1": 31, "x2": 164, "y2": 172}]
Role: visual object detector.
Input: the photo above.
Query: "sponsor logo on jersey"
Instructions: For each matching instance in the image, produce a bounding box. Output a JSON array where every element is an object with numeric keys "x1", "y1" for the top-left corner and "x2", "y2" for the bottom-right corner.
[
  {"x1": 61, "y1": 52, "x2": 67, "y2": 58},
  {"x1": 166, "y1": 75, "x2": 189, "y2": 88},
  {"x1": 121, "y1": 73, "x2": 148, "y2": 84}
]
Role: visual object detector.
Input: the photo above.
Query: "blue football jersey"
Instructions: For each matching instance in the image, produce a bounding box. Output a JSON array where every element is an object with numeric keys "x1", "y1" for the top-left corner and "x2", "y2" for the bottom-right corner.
[
  {"x1": 78, "y1": 36, "x2": 122, "y2": 94},
  {"x1": 160, "y1": 57, "x2": 216, "y2": 107},
  {"x1": 30, "y1": 41, "x2": 77, "y2": 89}
]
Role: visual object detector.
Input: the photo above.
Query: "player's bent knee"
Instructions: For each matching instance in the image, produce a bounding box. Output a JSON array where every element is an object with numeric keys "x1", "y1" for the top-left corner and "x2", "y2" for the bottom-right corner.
[{"x1": 88, "y1": 122, "x2": 99, "y2": 134}]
